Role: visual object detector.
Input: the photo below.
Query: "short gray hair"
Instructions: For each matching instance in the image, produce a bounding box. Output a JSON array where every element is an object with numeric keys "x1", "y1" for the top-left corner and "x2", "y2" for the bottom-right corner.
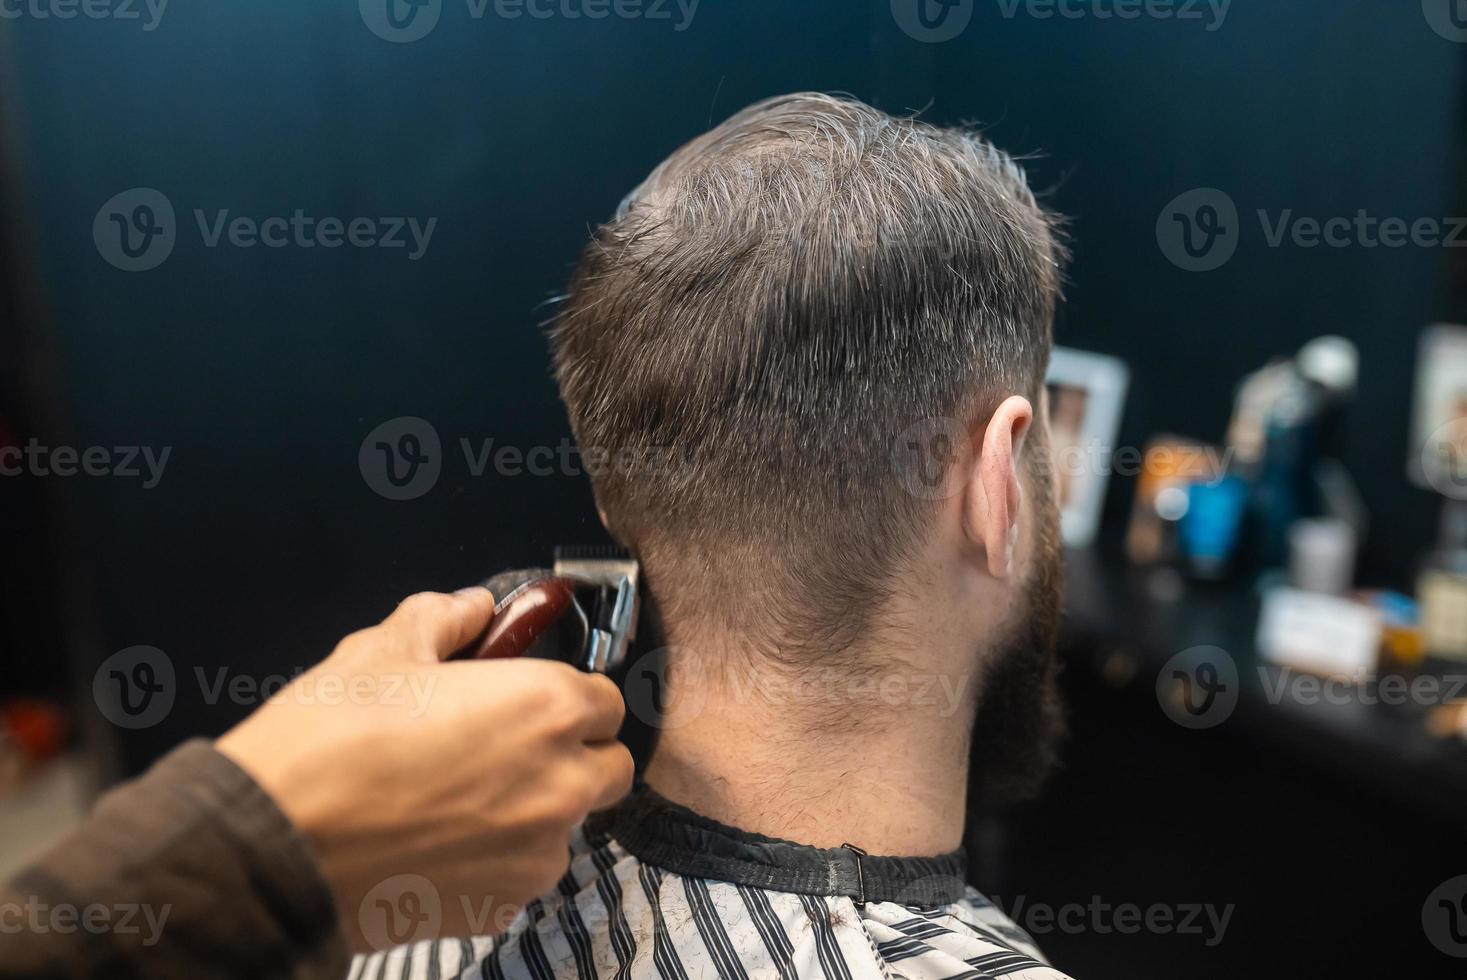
[{"x1": 551, "y1": 93, "x2": 1064, "y2": 661}]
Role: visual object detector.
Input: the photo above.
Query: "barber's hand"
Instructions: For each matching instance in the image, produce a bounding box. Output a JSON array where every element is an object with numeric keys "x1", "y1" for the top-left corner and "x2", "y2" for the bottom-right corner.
[{"x1": 215, "y1": 587, "x2": 633, "y2": 951}]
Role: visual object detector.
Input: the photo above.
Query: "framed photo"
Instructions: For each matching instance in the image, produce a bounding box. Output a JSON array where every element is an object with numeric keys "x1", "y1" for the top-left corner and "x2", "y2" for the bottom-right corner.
[
  {"x1": 1408, "y1": 324, "x2": 1467, "y2": 499},
  {"x1": 1045, "y1": 347, "x2": 1130, "y2": 548}
]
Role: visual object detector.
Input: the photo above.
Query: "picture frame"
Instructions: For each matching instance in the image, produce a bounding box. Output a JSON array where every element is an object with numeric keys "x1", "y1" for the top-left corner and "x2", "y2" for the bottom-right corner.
[
  {"x1": 1045, "y1": 346, "x2": 1131, "y2": 548},
  {"x1": 1408, "y1": 324, "x2": 1467, "y2": 499}
]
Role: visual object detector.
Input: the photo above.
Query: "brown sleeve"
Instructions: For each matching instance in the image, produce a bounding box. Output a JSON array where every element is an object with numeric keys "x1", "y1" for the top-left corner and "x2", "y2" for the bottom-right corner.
[{"x1": 0, "y1": 739, "x2": 350, "y2": 980}]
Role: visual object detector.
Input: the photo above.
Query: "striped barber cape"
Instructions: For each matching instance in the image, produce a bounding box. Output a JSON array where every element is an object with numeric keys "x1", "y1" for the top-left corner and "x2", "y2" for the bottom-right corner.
[{"x1": 349, "y1": 785, "x2": 1074, "y2": 980}]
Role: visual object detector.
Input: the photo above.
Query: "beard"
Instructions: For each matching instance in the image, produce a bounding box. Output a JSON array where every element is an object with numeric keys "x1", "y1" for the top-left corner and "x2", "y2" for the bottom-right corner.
[{"x1": 964, "y1": 442, "x2": 1067, "y2": 811}]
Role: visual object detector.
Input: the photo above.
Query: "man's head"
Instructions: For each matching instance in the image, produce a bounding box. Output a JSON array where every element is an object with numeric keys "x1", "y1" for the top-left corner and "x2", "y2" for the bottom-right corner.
[{"x1": 551, "y1": 93, "x2": 1065, "y2": 797}]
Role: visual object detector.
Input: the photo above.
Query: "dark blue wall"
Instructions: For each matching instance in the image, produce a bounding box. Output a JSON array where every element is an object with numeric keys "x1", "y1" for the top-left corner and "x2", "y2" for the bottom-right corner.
[{"x1": 5, "y1": 0, "x2": 1462, "y2": 768}]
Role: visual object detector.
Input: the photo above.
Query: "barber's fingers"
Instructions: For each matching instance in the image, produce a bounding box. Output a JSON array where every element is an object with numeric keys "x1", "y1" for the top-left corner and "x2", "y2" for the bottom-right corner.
[
  {"x1": 581, "y1": 739, "x2": 635, "y2": 812},
  {"x1": 381, "y1": 587, "x2": 498, "y2": 662},
  {"x1": 572, "y1": 673, "x2": 627, "y2": 742}
]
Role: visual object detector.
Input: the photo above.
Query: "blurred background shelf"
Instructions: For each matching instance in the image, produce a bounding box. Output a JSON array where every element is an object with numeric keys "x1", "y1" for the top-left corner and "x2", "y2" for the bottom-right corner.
[{"x1": 1062, "y1": 547, "x2": 1467, "y2": 823}]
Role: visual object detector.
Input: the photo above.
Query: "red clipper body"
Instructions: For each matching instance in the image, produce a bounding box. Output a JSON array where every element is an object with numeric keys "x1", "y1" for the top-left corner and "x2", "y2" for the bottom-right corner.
[{"x1": 453, "y1": 548, "x2": 640, "y2": 674}]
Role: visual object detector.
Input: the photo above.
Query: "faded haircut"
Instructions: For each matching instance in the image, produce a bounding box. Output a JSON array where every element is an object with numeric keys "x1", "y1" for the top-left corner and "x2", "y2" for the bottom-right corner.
[{"x1": 550, "y1": 93, "x2": 1065, "y2": 662}]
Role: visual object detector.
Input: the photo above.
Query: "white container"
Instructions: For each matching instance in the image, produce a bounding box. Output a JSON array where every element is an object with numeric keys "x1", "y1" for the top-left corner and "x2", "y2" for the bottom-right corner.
[{"x1": 1288, "y1": 518, "x2": 1356, "y2": 595}]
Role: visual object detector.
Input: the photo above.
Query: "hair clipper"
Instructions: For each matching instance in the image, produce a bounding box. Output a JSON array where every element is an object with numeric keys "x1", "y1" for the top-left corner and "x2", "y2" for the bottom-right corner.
[{"x1": 451, "y1": 546, "x2": 640, "y2": 674}]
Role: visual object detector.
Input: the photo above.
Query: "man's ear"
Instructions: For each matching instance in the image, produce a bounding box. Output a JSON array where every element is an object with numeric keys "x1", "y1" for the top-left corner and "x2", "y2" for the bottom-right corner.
[
  {"x1": 594, "y1": 505, "x2": 634, "y2": 551},
  {"x1": 961, "y1": 395, "x2": 1034, "y2": 579}
]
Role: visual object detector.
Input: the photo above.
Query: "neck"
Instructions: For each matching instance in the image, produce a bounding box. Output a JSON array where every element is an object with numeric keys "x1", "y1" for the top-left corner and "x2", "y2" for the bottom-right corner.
[{"x1": 642, "y1": 634, "x2": 979, "y2": 856}]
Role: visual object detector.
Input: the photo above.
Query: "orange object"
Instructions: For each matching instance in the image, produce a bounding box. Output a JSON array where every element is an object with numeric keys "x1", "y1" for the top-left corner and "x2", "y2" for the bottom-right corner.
[{"x1": 1, "y1": 699, "x2": 67, "y2": 762}]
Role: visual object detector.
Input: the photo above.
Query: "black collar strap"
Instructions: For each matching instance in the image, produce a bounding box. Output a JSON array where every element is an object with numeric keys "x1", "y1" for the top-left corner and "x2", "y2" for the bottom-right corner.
[{"x1": 586, "y1": 783, "x2": 969, "y2": 906}]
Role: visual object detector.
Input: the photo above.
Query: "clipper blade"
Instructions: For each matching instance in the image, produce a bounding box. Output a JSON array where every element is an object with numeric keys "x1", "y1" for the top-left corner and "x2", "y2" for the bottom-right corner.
[{"x1": 553, "y1": 545, "x2": 639, "y2": 673}]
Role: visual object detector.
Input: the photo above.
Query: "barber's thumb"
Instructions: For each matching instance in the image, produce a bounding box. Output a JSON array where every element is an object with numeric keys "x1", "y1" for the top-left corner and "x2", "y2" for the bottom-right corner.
[{"x1": 381, "y1": 587, "x2": 498, "y2": 662}]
